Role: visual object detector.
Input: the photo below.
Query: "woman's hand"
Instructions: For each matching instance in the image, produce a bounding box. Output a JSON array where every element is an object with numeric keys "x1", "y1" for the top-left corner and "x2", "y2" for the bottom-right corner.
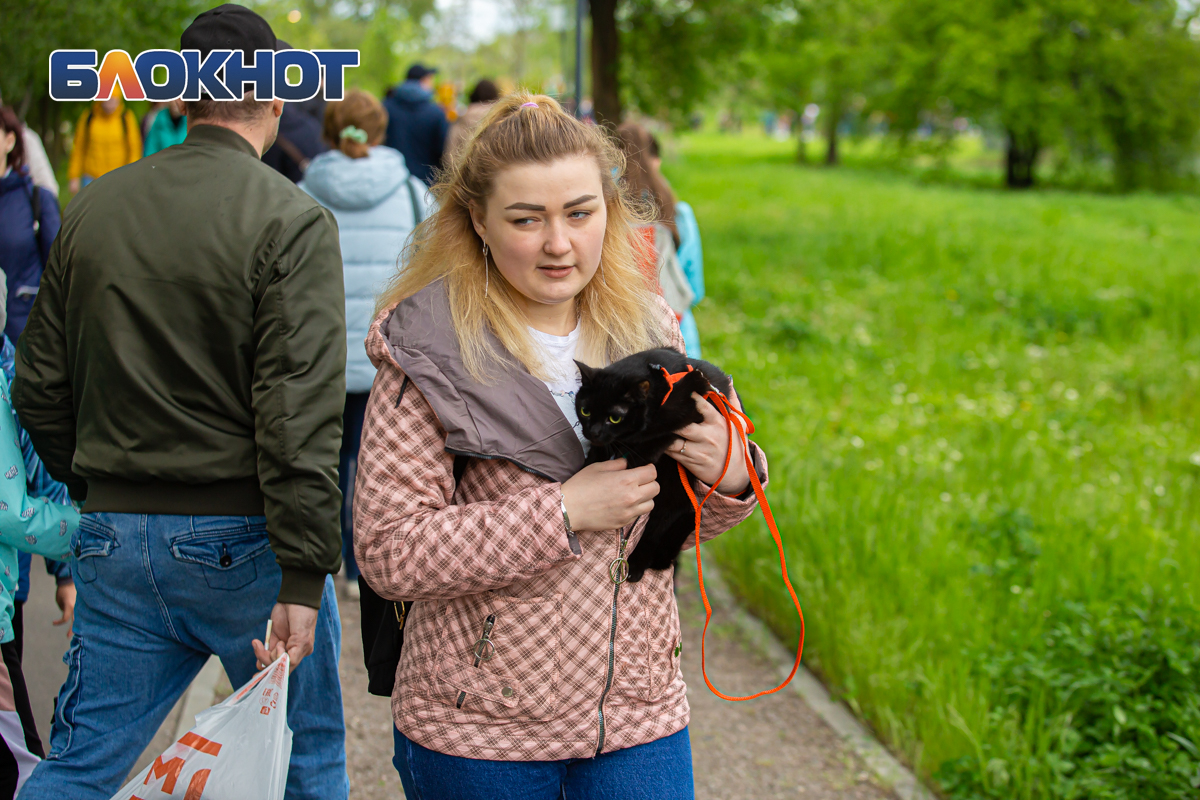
[
  {"x1": 668, "y1": 393, "x2": 751, "y2": 495},
  {"x1": 561, "y1": 460, "x2": 659, "y2": 531}
]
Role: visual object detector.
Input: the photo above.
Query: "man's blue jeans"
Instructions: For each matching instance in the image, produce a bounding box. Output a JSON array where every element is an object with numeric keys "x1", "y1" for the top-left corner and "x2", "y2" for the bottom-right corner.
[
  {"x1": 17, "y1": 513, "x2": 348, "y2": 800},
  {"x1": 393, "y1": 725, "x2": 695, "y2": 800}
]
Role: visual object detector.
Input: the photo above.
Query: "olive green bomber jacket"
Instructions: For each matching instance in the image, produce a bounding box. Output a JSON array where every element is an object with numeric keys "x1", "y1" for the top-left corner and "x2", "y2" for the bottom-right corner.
[{"x1": 12, "y1": 124, "x2": 346, "y2": 608}]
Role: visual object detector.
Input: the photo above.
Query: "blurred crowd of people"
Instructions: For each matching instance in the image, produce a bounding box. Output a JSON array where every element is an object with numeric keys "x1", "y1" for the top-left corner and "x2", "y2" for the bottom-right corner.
[{"x1": 0, "y1": 6, "x2": 706, "y2": 791}]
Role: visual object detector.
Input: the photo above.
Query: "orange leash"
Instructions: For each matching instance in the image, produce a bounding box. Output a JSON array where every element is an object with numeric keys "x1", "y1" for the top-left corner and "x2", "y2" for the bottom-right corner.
[{"x1": 679, "y1": 389, "x2": 806, "y2": 701}]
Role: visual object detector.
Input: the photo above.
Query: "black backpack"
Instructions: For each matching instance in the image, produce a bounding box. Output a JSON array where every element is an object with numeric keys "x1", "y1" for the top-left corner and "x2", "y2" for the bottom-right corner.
[{"x1": 358, "y1": 453, "x2": 468, "y2": 697}]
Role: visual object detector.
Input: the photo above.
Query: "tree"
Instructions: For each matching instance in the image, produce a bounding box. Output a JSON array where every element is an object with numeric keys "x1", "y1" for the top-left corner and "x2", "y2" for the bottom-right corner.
[
  {"x1": 590, "y1": 0, "x2": 621, "y2": 124},
  {"x1": 618, "y1": 0, "x2": 767, "y2": 127},
  {"x1": 253, "y1": 0, "x2": 435, "y2": 94},
  {"x1": 1069, "y1": 0, "x2": 1200, "y2": 190},
  {"x1": 803, "y1": 0, "x2": 888, "y2": 165},
  {"x1": 880, "y1": 0, "x2": 1200, "y2": 189},
  {"x1": 0, "y1": 0, "x2": 201, "y2": 165}
]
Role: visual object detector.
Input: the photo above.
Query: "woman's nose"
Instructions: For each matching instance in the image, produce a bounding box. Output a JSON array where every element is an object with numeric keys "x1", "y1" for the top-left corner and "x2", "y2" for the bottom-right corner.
[{"x1": 543, "y1": 220, "x2": 571, "y2": 257}]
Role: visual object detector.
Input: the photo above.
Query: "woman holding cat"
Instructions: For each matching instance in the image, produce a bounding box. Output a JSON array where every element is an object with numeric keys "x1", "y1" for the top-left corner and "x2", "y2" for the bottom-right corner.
[{"x1": 353, "y1": 93, "x2": 768, "y2": 800}]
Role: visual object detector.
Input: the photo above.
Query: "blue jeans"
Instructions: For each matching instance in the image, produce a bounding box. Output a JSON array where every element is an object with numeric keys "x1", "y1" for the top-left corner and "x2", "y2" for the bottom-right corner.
[
  {"x1": 17, "y1": 513, "x2": 348, "y2": 800},
  {"x1": 392, "y1": 725, "x2": 694, "y2": 800}
]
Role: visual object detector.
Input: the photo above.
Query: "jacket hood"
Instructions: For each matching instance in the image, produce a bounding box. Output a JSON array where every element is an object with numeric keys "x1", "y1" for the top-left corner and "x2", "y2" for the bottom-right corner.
[
  {"x1": 300, "y1": 146, "x2": 411, "y2": 210},
  {"x1": 367, "y1": 280, "x2": 585, "y2": 483},
  {"x1": 391, "y1": 80, "x2": 433, "y2": 106}
]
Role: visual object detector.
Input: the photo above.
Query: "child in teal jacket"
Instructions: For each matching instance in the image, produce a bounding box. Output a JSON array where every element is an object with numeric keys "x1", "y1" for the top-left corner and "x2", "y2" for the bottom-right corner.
[{"x1": 0, "y1": 288, "x2": 79, "y2": 792}]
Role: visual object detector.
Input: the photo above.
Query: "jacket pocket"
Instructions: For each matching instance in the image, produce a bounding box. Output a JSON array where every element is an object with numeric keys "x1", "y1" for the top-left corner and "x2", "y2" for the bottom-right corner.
[
  {"x1": 432, "y1": 592, "x2": 562, "y2": 720},
  {"x1": 613, "y1": 576, "x2": 682, "y2": 703},
  {"x1": 169, "y1": 517, "x2": 270, "y2": 591},
  {"x1": 71, "y1": 517, "x2": 119, "y2": 585}
]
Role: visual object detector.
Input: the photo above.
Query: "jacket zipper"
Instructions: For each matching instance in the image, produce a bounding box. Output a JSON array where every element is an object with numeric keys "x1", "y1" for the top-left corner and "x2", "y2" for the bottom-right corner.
[
  {"x1": 456, "y1": 613, "x2": 497, "y2": 709},
  {"x1": 595, "y1": 524, "x2": 632, "y2": 755}
]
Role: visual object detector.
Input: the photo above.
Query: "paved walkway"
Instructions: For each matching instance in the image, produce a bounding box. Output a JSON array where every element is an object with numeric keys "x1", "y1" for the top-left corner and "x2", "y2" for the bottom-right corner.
[{"x1": 23, "y1": 561, "x2": 893, "y2": 798}]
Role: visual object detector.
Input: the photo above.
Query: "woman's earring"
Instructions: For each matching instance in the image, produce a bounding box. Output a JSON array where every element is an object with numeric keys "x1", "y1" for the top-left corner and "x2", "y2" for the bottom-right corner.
[{"x1": 481, "y1": 241, "x2": 490, "y2": 298}]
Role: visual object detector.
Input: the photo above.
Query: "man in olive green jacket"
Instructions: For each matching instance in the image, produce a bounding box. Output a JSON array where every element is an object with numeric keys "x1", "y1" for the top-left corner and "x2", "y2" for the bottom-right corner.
[{"x1": 13, "y1": 6, "x2": 349, "y2": 798}]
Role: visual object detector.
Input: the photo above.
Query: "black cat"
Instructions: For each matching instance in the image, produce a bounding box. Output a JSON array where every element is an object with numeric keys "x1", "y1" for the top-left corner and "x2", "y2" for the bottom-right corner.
[{"x1": 575, "y1": 348, "x2": 734, "y2": 583}]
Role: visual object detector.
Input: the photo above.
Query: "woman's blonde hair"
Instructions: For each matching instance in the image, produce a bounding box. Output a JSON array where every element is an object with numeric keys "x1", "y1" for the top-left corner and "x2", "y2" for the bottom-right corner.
[
  {"x1": 377, "y1": 92, "x2": 663, "y2": 383},
  {"x1": 322, "y1": 90, "x2": 388, "y2": 158}
]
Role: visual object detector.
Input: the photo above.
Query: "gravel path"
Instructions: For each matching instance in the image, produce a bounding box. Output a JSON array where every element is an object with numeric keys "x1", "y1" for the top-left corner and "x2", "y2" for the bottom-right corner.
[{"x1": 339, "y1": 570, "x2": 893, "y2": 800}]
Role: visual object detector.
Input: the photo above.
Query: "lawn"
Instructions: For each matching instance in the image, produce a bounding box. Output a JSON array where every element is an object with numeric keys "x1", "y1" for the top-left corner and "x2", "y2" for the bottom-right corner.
[{"x1": 665, "y1": 132, "x2": 1200, "y2": 799}]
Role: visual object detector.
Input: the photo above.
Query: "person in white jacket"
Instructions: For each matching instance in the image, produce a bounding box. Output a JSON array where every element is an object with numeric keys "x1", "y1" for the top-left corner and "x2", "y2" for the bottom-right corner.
[{"x1": 299, "y1": 89, "x2": 428, "y2": 597}]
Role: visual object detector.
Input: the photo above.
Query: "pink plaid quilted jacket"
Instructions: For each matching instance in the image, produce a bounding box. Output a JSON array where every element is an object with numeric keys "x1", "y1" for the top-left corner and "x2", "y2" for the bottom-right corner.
[{"x1": 354, "y1": 281, "x2": 768, "y2": 761}]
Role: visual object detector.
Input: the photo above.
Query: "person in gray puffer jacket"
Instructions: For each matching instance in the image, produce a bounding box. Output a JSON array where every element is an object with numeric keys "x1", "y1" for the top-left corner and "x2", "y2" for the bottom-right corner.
[{"x1": 300, "y1": 89, "x2": 428, "y2": 593}]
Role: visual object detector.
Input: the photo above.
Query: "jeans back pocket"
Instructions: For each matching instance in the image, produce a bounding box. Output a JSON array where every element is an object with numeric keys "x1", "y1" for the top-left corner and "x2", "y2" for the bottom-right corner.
[
  {"x1": 72, "y1": 516, "x2": 119, "y2": 585},
  {"x1": 170, "y1": 517, "x2": 270, "y2": 591}
]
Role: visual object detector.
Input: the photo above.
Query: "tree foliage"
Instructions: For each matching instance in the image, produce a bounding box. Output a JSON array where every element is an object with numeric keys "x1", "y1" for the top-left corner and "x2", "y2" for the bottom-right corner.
[
  {"x1": 618, "y1": 0, "x2": 764, "y2": 126},
  {"x1": 622, "y1": 0, "x2": 1200, "y2": 190},
  {"x1": 0, "y1": 0, "x2": 200, "y2": 164},
  {"x1": 0, "y1": 0, "x2": 201, "y2": 113}
]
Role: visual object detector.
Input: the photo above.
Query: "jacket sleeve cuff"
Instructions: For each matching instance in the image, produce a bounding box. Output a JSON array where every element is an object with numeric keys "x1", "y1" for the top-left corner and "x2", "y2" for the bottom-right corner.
[
  {"x1": 278, "y1": 568, "x2": 329, "y2": 608},
  {"x1": 693, "y1": 441, "x2": 768, "y2": 502}
]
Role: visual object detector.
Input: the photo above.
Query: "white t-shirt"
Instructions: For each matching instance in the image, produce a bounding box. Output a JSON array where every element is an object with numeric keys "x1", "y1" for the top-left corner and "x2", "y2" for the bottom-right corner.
[{"x1": 528, "y1": 324, "x2": 590, "y2": 455}]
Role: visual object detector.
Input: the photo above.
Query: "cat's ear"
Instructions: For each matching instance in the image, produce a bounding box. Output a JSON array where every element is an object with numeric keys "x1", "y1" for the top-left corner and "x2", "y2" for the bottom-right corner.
[
  {"x1": 638, "y1": 380, "x2": 652, "y2": 397},
  {"x1": 575, "y1": 360, "x2": 597, "y2": 382}
]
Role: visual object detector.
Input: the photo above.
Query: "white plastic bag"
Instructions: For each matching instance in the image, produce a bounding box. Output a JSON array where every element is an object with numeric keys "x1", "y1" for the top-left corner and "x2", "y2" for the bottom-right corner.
[{"x1": 111, "y1": 654, "x2": 293, "y2": 800}]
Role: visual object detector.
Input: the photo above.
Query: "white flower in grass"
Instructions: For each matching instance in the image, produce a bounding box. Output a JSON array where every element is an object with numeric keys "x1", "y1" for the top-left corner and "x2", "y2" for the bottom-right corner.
[{"x1": 1190, "y1": 452, "x2": 1200, "y2": 467}]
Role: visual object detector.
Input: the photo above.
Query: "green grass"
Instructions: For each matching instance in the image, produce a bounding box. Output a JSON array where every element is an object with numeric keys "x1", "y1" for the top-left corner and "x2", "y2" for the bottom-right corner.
[{"x1": 666, "y1": 132, "x2": 1200, "y2": 799}]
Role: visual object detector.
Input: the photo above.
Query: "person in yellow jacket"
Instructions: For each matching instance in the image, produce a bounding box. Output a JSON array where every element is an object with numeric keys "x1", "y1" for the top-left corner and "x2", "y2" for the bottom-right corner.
[{"x1": 67, "y1": 97, "x2": 141, "y2": 193}]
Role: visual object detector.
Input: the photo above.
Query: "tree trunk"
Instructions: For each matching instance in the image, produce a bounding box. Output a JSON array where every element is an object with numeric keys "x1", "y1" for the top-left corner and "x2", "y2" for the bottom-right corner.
[
  {"x1": 1005, "y1": 130, "x2": 1039, "y2": 188},
  {"x1": 824, "y1": 105, "x2": 840, "y2": 166},
  {"x1": 796, "y1": 134, "x2": 807, "y2": 164},
  {"x1": 590, "y1": 0, "x2": 622, "y2": 126}
]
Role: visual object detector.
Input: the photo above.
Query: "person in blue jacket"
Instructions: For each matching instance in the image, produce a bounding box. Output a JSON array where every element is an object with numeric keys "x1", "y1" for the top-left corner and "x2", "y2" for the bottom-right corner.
[
  {"x1": 0, "y1": 277, "x2": 80, "y2": 796},
  {"x1": 300, "y1": 90, "x2": 428, "y2": 596},
  {"x1": 384, "y1": 64, "x2": 449, "y2": 186},
  {"x1": 0, "y1": 107, "x2": 60, "y2": 343}
]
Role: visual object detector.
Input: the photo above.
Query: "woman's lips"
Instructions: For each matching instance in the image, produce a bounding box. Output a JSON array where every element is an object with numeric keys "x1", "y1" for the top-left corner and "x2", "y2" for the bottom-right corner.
[{"x1": 538, "y1": 265, "x2": 574, "y2": 278}]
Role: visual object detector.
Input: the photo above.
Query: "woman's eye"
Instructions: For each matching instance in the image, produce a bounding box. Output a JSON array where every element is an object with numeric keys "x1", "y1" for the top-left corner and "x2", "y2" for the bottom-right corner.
[
  {"x1": 608, "y1": 414, "x2": 622, "y2": 424},
  {"x1": 514, "y1": 217, "x2": 537, "y2": 226},
  {"x1": 579, "y1": 408, "x2": 590, "y2": 417},
  {"x1": 569, "y1": 210, "x2": 591, "y2": 220}
]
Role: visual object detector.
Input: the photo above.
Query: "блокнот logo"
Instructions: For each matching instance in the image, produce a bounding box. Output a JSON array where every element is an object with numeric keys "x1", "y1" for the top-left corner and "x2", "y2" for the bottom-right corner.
[{"x1": 49, "y1": 49, "x2": 360, "y2": 102}]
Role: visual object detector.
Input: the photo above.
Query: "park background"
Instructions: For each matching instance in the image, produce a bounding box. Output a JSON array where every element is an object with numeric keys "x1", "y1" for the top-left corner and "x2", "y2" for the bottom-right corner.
[{"x1": 4, "y1": 1, "x2": 1200, "y2": 798}]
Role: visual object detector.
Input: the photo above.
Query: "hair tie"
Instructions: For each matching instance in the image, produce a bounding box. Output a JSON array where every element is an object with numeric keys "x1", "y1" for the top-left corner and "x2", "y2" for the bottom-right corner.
[
  {"x1": 520, "y1": 102, "x2": 538, "y2": 109},
  {"x1": 339, "y1": 125, "x2": 369, "y2": 144}
]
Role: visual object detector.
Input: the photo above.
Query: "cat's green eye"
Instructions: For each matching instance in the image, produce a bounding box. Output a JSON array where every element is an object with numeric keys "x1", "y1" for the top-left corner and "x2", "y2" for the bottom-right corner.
[
  {"x1": 580, "y1": 408, "x2": 590, "y2": 417},
  {"x1": 608, "y1": 414, "x2": 623, "y2": 424}
]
